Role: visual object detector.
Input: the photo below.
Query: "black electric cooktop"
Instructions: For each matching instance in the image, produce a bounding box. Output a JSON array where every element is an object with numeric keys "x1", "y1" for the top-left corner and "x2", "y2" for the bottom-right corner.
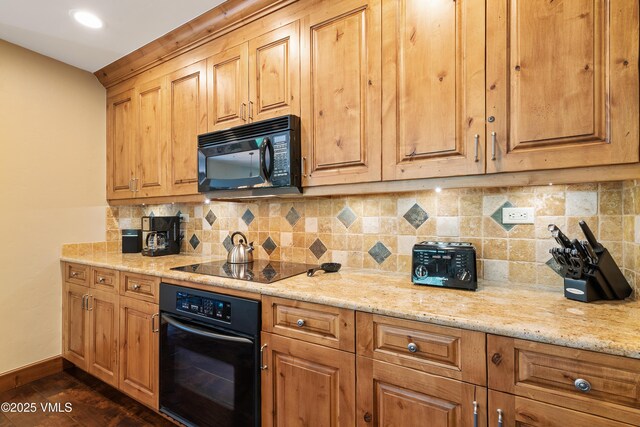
[{"x1": 171, "y1": 260, "x2": 315, "y2": 284}]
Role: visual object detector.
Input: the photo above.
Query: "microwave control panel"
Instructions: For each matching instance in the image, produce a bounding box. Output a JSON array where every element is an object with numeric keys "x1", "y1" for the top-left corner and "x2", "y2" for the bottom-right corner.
[
  {"x1": 271, "y1": 134, "x2": 290, "y2": 186},
  {"x1": 176, "y1": 291, "x2": 231, "y2": 322}
]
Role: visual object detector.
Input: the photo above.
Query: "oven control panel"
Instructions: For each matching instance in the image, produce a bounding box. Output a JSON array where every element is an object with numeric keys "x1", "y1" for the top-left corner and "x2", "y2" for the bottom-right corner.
[{"x1": 176, "y1": 291, "x2": 231, "y2": 322}]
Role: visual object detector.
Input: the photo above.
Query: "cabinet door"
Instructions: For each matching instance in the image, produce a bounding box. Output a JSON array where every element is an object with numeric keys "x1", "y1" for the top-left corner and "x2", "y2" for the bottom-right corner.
[
  {"x1": 62, "y1": 282, "x2": 89, "y2": 370},
  {"x1": 261, "y1": 332, "x2": 355, "y2": 427},
  {"x1": 136, "y1": 77, "x2": 168, "y2": 197},
  {"x1": 106, "y1": 89, "x2": 136, "y2": 200},
  {"x1": 167, "y1": 61, "x2": 207, "y2": 195},
  {"x1": 382, "y1": 0, "x2": 485, "y2": 180},
  {"x1": 488, "y1": 390, "x2": 634, "y2": 427},
  {"x1": 357, "y1": 356, "x2": 486, "y2": 427},
  {"x1": 301, "y1": 0, "x2": 382, "y2": 186},
  {"x1": 207, "y1": 44, "x2": 249, "y2": 131},
  {"x1": 486, "y1": 0, "x2": 639, "y2": 173},
  {"x1": 119, "y1": 297, "x2": 159, "y2": 410},
  {"x1": 248, "y1": 21, "x2": 300, "y2": 122},
  {"x1": 87, "y1": 288, "x2": 118, "y2": 387}
]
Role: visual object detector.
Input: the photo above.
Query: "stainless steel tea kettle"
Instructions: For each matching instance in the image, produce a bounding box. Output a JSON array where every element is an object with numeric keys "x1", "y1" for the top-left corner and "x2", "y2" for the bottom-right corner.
[{"x1": 227, "y1": 231, "x2": 254, "y2": 264}]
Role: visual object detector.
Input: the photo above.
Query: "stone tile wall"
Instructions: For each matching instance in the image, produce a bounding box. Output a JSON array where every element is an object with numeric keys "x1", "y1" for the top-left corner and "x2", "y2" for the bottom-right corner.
[{"x1": 101, "y1": 181, "x2": 637, "y2": 293}]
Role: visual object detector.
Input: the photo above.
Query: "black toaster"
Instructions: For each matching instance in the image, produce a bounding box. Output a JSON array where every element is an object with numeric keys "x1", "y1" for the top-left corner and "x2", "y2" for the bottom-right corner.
[{"x1": 411, "y1": 241, "x2": 477, "y2": 291}]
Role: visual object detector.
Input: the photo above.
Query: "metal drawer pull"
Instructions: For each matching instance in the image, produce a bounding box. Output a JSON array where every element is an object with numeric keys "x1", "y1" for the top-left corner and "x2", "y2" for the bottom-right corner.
[
  {"x1": 82, "y1": 294, "x2": 88, "y2": 310},
  {"x1": 473, "y1": 400, "x2": 478, "y2": 427},
  {"x1": 491, "y1": 132, "x2": 497, "y2": 160},
  {"x1": 132, "y1": 284, "x2": 141, "y2": 291},
  {"x1": 241, "y1": 103, "x2": 247, "y2": 121},
  {"x1": 71, "y1": 271, "x2": 78, "y2": 277},
  {"x1": 260, "y1": 344, "x2": 268, "y2": 370},
  {"x1": 87, "y1": 295, "x2": 93, "y2": 311},
  {"x1": 151, "y1": 313, "x2": 159, "y2": 333},
  {"x1": 574, "y1": 378, "x2": 592, "y2": 393},
  {"x1": 249, "y1": 101, "x2": 254, "y2": 121},
  {"x1": 97, "y1": 277, "x2": 105, "y2": 283},
  {"x1": 497, "y1": 409, "x2": 503, "y2": 427},
  {"x1": 296, "y1": 319, "x2": 305, "y2": 327},
  {"x1": 473, "y1": 134, "x2": 479, "y2": 162},
  {"x1": 407, "y1": 342, "x2": 418, "y2": 353}
]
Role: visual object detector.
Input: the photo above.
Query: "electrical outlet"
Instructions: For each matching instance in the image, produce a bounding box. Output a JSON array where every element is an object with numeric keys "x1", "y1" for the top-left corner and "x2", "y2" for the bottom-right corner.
[
  {"x1": 179, "y1": 213, "x2": 190, "y2": 223},
  {"x1": 502, "y1": 207, "x2": 534, "y2": 224}
]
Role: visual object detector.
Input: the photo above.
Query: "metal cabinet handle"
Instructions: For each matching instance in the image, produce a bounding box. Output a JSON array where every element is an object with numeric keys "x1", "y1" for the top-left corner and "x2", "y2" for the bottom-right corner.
[
  {"x1": 81, "y1": 294, "x2": 88, "y2": 310},
  {"x1": 241, "y1": 103, "x2": 247, "y2": 121},
  {"x1": 574, "y1": 378, "x2": 592, "y2": 393},
  {"x1": 132, "y1": 284, "x2": 141, "y2": 291},
  {"x1": 128, "y1": 179, "x2": 133, "y2": 192},
  {"x1": 134, "y1": 178, "x2": 139, "y2": 192},
  {"x1": 407, "y1": 342, "x2": 418, "y2": 353},
  {"x1": 97, "y1": 277, "x2": 105, "y2": 283},
  {"x1": 296, "y1": 319, "x2": 305, "y2": 327},
  {"x1": 71, "y1": 271, "x2": 78, "y2": 277},
  {"x1": 302, "y1": 156, "x2": 307, "y2": 177},
  {"x1": 248, "y1": 101, "x2": 254, "y2": 121},
  {"x1": 491, "y1": 132, "x2": 497, "y2": 160},
  {"x1": 87, "y1": 295, "x2": 93, "y2": 311},
  {"x1": 151, "y1": 313, "x2": 159, "y2": 333},
  {"x1": 473, "y1": 400, "x2": 478, "y2": 427},
  {"x1": 260, "y1": 344, "x2": 268, "y2": 370},
  {"x1": 474, "y1": 134, "x2": 480, "y2": 162},
  {"x1": 497, "y1": 409, "x2": 503, "y2": 427}
]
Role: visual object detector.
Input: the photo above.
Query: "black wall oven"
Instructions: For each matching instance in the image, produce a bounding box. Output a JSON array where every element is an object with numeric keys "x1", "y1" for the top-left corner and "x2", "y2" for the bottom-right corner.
[
  {"x1": 159, "y1": 283, "x2": 260, "y2": 427},
  {"x1": 197, "y1": 115, "x2": 301, "y2": 197}
]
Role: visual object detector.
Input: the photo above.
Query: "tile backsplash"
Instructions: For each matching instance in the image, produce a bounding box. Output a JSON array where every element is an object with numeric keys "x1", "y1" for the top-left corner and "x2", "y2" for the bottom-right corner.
[{"x1": 99, "y1": 180, "x2": 640, "y2": 294}]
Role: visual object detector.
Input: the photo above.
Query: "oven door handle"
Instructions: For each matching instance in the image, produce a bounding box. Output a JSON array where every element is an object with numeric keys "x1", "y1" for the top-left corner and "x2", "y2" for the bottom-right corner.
[{"x1": 162, "y1": 314, "x2": 253, "y2": 344}]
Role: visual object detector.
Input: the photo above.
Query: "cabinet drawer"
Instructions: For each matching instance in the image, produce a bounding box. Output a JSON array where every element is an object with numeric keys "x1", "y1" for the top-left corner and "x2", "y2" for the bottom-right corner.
[
  {"x1": 64, "y1": 263, "x2": 89, "y2": 286},
  {"x1": 120, "y1": 272, "x2": 159, "y2": 303},
  {"x1": 488, "y1": 335, "x2": 640, "y2": 425},
  {"x1": 91, "y1": 267, "x2": 118, "y2": 292},
  {"x1": 357, "y1": 312, "x2": 486, "y2": 386},
  {"x1": 262, "y1": 296, "x2": 355, "y2": 351}
]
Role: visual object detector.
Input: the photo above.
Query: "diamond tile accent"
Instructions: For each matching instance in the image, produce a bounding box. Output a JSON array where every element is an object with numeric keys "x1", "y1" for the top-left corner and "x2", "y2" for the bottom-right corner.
[
  {"x1": 402, "y1": 203, "x2": 429, "y2": 229},
  {"x1": 262, "y1": 236, "x2": 277, "y2": 255},
  {"x1": 545, "y1": 258, "x2": 565, "y2": 277},
  {"x1": 309, "y1": 238, "x2": 327, "y2": 259},
  {"x1": 222, "y1": 235, "x2": 233, "y2": 252},
  {"x1": 242, "y1": 209, "x2": 255, "y2": 226},
  {"x1": 189, "y1": 234, "x2": 200, "y2": 249},
  {"x1": 285, "y1": 207, "x2": 301, "y2": 226},
  {"x1": 337, "y1": 206, "x2": 357, "y2": 228},
  {"x1": 205, "y1": 209, "x2": 217, "y2": 226},
  {"x1": 490, "y1": 201, "x2": 515, "y2": 231},
  {"x1": 368, "y1": 241, "x2": 391, "y2": 264}
]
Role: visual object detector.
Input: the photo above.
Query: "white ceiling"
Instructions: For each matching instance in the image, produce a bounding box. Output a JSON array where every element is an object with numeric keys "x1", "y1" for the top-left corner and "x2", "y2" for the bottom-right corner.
[{"x1": 0, "y1": 0, "x2": 227, "y2": 72}]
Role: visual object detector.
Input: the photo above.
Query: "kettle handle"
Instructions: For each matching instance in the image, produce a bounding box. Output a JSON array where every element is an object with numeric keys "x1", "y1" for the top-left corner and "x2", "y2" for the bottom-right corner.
[{"x1": 231, "y1": 231, "x2": 248, "y2": 245}]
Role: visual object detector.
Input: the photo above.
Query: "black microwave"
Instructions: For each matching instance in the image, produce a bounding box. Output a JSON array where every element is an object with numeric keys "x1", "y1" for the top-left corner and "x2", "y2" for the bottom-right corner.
[{"x1": 198, "y1": 115, "x2": 301, "y2": 197}]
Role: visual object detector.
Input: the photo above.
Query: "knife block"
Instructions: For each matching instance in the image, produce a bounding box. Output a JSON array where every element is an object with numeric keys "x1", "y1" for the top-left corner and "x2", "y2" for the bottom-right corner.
[{"x1": 563, "y1": 277, "x2": 603, "y2": 302}]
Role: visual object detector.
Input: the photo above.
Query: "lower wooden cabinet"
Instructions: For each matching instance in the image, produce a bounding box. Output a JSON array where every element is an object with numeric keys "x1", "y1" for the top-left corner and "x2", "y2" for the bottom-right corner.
[
  {"x1": 86, "y1": 288, "x2": 119, "y2": 387},
  {"x1": 357, "y1": 356, "x2": 486, "y2": 427},
  {"x1": 62, "y1": 282, "x2": 90, "y2": 369},
  {"x1": 488, "y1": 390, "x2": 634, "y2": 427},
  {"x1": 260, "y1": 332, "x2": 356, "y2": 427},
  {"x1": 119, "y1": 296, "x2": 160, "y2": 410}
]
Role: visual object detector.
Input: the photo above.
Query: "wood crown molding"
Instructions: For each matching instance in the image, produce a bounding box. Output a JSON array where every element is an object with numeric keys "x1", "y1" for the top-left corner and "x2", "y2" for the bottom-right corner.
[
  {"x1": 94, "y1": 0, "x2": 296, "y2": 88},
  {"x1": 0, "y1": 356, "x2": 69, "y2": 393}
]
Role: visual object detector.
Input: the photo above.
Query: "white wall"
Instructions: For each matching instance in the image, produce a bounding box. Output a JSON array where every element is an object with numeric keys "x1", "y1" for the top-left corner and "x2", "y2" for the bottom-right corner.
[{"x1": 0, "y1": 40, "x2": 106, "y2": 373}]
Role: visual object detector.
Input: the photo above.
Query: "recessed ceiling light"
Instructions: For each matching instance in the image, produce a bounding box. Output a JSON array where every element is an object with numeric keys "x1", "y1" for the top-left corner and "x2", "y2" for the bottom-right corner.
[{"x1": 70, "y1": 10, "x2": 103, "y2": 29}]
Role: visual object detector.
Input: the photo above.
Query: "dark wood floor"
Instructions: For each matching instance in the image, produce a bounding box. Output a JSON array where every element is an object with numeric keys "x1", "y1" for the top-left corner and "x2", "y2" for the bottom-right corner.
[{"x1": 0, "y1": 368, "x2": 174, "y2": 426}]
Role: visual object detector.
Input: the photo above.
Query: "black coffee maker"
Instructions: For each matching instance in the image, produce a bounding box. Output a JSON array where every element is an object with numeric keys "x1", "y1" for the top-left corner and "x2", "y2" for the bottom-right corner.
[{"x1": 141, "y1": 215, "x2": 182, "y2": 257}]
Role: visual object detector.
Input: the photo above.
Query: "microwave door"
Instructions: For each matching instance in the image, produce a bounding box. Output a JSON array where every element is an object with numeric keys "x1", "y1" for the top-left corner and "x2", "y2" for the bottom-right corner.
[{"x1": 199, "y1": 139, "x2": 269, "y2": 191}]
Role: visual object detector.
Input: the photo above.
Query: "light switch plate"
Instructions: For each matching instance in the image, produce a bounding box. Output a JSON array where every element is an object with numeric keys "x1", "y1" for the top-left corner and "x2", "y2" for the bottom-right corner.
[{"x1": 502, "y1": 207, "x2": 534, "y2": 224}]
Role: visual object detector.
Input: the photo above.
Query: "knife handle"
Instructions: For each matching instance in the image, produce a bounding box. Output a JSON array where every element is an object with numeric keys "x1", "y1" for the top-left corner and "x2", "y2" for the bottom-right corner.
[
  {"x1": 571, "y1": 239, "x2": 589, "y2": 261},
  {"x1": 579, "y1": 221, "x2": 603, "y2": 253},
  {"x1": 548, "y1": 224, "x2": 572, "y2": 249},
  {"x1": 583, "y1": 241, "x2": 599, "y2": 264}
]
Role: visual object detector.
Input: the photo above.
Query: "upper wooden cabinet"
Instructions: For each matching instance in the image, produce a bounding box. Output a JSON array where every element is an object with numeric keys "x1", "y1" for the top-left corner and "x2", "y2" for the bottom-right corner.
[
  {"x1": 107, "y1": 89, "x2": 136, "y2": 200},
  {"x1": 382, "y1": 0, "x2": 486, "y2": 180},
  {"x1": 300, "y1": 0, "x2": 382, "y2": 186},
  {"x1": 168, "y1": 61, "x2": 207, "y2": 195},
  {"x1": 486, "y1": 0, "x2": 639, "y2": 173},
  {"x1": 208, "y1": 21, "x2": 300, "y2": 131}
]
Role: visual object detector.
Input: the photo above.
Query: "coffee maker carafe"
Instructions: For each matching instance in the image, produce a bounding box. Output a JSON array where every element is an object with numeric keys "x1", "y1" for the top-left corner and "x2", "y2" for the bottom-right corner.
[{"x1": 141, "y1": 215, "x2": 182, "y2": 257}]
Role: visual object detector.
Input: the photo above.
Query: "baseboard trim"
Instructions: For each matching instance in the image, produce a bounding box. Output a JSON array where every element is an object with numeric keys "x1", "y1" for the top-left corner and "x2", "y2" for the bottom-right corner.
[{"x1": 0, "y1": 356, "x2": 70, "y2": 393}]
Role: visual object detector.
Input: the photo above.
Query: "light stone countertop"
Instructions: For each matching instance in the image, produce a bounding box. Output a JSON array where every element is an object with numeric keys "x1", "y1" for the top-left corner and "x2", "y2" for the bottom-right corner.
[{"x1": 61, "y1": 253, "x2": 640, "y2": 359}]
